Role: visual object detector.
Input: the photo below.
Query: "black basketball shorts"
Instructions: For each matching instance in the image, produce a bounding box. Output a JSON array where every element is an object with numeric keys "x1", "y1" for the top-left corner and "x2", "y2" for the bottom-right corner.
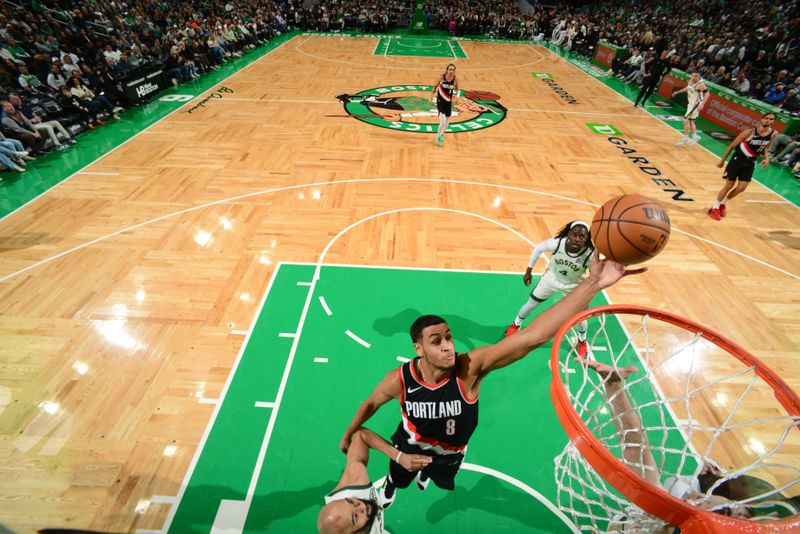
[
  {"x1": 389, "y1": 426, "x2": 464, "y2": 490},
  {"x1": 437, "y1": 98, "x2": 452, "y2": 117},
  {"x1": 723, "y1": 154, "x2": 756, "y2": 182}
]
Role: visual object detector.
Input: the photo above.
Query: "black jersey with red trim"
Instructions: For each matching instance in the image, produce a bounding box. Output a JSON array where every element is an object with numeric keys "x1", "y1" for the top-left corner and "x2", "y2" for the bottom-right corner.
[
  {"x1": 397, "y1": 355, "x2": 478, "y2": 456},
  {"x1": 737, "y1": 127, "x2": 775, "y2": 158},
  {"x1": 437, "y1": 75, "x2": 456, "y2": 103}
]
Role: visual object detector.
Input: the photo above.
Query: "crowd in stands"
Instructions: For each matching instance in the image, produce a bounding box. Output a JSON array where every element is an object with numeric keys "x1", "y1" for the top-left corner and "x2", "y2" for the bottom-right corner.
[{"x1": 0, "y1": 0, "x2": 797, "y2": 177}]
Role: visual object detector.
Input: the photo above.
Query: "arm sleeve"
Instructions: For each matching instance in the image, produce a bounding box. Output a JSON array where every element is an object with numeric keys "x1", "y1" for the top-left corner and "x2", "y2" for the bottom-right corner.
[{"x1": 527, "y1": 238, "x2": 558, "y2": 269}]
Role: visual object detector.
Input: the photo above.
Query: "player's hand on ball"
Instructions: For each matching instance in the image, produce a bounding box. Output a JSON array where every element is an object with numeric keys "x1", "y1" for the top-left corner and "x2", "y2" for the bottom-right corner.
[
  {"x1": 398, "y1": 453, "x2": 433, "y2": 472},
  {"x1": 523, "y1": 272, "x2": 532, "y2": 286},
  {"x1": 589, "y1": 251, "x2": 647, "y2": 289}
]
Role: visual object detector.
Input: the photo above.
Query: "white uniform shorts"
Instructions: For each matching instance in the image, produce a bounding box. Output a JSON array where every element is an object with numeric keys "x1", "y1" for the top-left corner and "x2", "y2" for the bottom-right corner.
[{"x1": 531, "y1": 270, "x2": 579, "y2": 302}]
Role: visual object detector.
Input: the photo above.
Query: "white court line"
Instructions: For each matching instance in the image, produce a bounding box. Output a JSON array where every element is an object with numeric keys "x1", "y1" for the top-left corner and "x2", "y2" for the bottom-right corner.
[
  {"x1": 135, "y1": 530, "x2": 162, "y2": 534},
  {"x1": 508, "y1": 107, "x2": 641, "y2": 118},
  {"x1": 396, "y1": 356, "x2": 411, "y2": 363},
  {"x1": 282, "y1": 260, "x2": 536, "y2": 276},
  {"x1": 78, "y1": 171, "x2": 120, "y2": 176},
  {"x1": 746, "y1": 199, "x2": 791, "y2": 204},
  {"x1": 278, "y1": 332, "x2": 297, "y2": 338},
  {"x1": 591, "y1": 346, "x2": 607, "y2": 352},
  {"x1": 254, "y1": 401, "x2": 275, "y2": 408},
  {"x1": 297, "y1": 281, "x2": 313, "y2": 286},
  {"x1": 160, "y1": 263, "x2": 283, "y2": 533},
  {"x1": 151, "y1": 495, "x2": 177, "y2": 504},
  {"x1": 345, "y1": 330, "x2": 371, "y2": 348},
  {"x1": 447, "y1": 39, "x2": 458, "y2": 60},
  {"x1": 0, "y1": 37, "x2": 294, "y2": 225},
  {"x1": 2, "y1": 177, "x2": 796, "y2": 284},
  {"x1": 538, "y1": 44, "x2": 798, "y2": 209},
  {"x1": 319, "y1": 296, "x2": 332, "y2": 316},
  {"x1": 230, "y1": 330, "x2": 248, "y2": 336},
  {"x1": 313, "y1": 357, "x2": 328, "y2": 363},
  {"x1": 294, "y1": 34, "x2": 544, "y2": 72},
  {"x1": 220, "y1": 98, "x2": 334, "y2": 104},
  {"x1": 198, "y1": 397, "x2": 219, "y2": 405}
]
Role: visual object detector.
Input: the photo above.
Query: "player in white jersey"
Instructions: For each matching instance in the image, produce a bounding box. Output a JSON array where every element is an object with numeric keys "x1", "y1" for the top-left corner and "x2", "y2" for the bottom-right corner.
[
  {"x1": 672, "y1": 71, "x2": 708, "y2": 146},
  {"x1": 504, "y1": 221, "x2": 594, "y2": 358},
  {"x1": 318, "y1": 427, "x2": 431, "y2": 534}
]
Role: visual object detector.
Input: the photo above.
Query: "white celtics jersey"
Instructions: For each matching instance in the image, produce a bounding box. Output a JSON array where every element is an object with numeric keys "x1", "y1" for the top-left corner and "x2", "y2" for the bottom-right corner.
[
  {"x1": 324, "y1": 484, "x2": 386, "y2": 534},
  {"x1": 545, "y1": 237, "x2": 593, "y2": 284},
  {"x1": 687, "y1": 80, "x2": 705, "y2": 107}
]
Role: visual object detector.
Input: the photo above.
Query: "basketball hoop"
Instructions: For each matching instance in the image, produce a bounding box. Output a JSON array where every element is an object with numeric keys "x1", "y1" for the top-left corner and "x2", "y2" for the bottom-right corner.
[{"x1": 550, "y1": 305, "x2": 800, "y2": 533}]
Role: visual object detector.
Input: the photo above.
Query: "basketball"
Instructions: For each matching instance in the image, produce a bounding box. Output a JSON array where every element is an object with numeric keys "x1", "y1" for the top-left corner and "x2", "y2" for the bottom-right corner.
[{"x1": 591, "y1": 194, "x2": 671, "y2": 265}]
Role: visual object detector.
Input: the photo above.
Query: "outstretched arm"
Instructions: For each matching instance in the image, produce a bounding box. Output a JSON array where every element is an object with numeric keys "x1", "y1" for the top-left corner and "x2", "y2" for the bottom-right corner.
[
  {"x1": 340, "y1": 369, "x2": 401, "y2": 453},
  {"x1": 467, "y1": 253, "x2": 646, "y2": 375},
  {"x1": 580, "y1": 359, "x2": 659, "y2": 485}
]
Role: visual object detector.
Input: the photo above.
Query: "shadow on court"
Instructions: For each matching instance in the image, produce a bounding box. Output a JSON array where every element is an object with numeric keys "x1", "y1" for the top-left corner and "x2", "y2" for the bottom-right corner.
[
  {"x1": 425, "y1": 475, "x2": 546, "y2": 531},
  {"x1": 373, "y1": 309, "x2": 510, "y2": 350},
  {"x1": 177, "y1": 480, "x2": 335, "y2": 533}
]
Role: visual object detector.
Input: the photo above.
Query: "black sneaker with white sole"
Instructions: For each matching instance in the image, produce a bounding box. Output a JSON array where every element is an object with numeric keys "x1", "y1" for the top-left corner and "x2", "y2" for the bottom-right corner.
[
  {"x1": 416, "y1": 471, "x2": 429, "y2": 491},
  {"x1": 379, "y1": 477, "x2": 397, "y2": 509}
]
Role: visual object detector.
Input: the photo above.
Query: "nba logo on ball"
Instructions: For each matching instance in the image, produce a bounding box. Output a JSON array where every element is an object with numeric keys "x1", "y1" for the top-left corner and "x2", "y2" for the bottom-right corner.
[{"x1": 591, "y1": 194, "x2": 671, "y2": 265}]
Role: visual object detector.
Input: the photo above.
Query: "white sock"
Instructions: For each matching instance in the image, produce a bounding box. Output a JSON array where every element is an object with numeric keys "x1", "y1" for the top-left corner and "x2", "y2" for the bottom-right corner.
[
  {"x1": 515, "y1": 297, "x2": 541, "y2": 326},
  {"x1": 437, "y1": 114, "x2": 447, "y2": 138},
  {"x1": 720, "y1": 198, "x2": 728, "y2": 205},
  {"x1": 577, "y1": 320, "x2": 587, "y2": 342},
  {"x1": 713, "y1": 201, "x2": 721, "y2": 209}
]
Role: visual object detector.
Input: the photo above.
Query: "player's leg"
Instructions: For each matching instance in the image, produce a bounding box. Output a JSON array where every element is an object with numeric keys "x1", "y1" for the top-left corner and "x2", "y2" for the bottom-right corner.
[
  {"x1": 709, "y1": 165, "x2": 738, "y2": 220},
  {"x1": 381, "y1": 429, "x2": 423, "y2": 508},
  {"x1": 436, "y1": 112, "x2": 447, "y2": 145},
  {"x1": 505, "y1": 274, "x2": 556, "y2": 336},
  {"x1": 575, "y1": 318, "x2": 589, "y2": 358},
  {"x1": 678, "y1": 117, "x2": 692, "y2": 145},
  {"x1": 423, "y1": 453, "x2": 464, "y2": 491},
  {"x1": 718, "y1": 161, "x2": 752, "y2": 218},
  {"x1": 689, "y1": 118, "x2": 699, "y2": 144}
]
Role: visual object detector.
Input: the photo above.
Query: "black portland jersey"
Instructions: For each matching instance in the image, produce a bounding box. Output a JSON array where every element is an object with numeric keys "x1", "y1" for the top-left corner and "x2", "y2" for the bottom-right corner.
[
  {"x1": 437, "y1": 75, "x2": 456, "y2": 102},
  {"x1": 738, "y1": 127, "x2": 774, "y2": 158},
  {"x1": 397, "y1": 355, "x2": 478, "y2": 455}
]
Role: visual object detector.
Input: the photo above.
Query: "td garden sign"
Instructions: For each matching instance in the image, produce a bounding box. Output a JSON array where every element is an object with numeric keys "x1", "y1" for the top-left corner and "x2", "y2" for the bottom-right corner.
[{"x1": 336, "y1": 85, "x2": 507, "y2": 133}]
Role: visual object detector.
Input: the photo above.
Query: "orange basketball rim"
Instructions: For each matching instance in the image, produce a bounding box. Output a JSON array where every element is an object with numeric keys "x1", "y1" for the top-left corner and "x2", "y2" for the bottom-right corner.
[{"x1": 550, "y1": 304, "x2": 800, "y2": 533}]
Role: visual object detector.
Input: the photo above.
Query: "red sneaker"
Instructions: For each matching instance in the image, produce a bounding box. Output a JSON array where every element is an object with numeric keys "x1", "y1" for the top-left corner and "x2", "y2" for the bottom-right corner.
[
  {"x1": 707, "y1": 208, "x2": 721, "y2": 221},
  {"x1": 577, "y1": 340, "x2": 588, "y2": 359},
  {"x1": 719, "y1": 204, "x2": 727, "y2": 218},
  {"x1": 504, "y1": 323, "x2": 520, "y2": 337}
]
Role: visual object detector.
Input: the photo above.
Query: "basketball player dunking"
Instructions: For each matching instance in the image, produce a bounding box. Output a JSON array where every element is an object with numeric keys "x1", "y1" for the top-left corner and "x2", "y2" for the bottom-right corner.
[
  {"x1": 432, "y1": 63, "x2": 458, "y2": 147},
  {"x1": 338, "y1": 252, "x2": 645, "y2": 510},
  {"x1": 504, "y1": 221, "x2": 595, "y2": 358},
  {"x1": 708, "y1": 112, "x2": 776, "y2": 221},
  {"x1": 672, "y1": 71, "x2": 707, "y2": 146}
]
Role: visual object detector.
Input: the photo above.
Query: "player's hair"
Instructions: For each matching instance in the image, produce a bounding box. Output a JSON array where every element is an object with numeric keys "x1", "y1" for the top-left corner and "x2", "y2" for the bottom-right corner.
[
  {"x1": 761, "y1": 111, "x2": 776, "y2": 119},
  {"x1": 554, "y1": 221, "x2": 594, "y2": 250},
  {"x1": 410, "y1": 315, "x2": 447, "y2": 342}
]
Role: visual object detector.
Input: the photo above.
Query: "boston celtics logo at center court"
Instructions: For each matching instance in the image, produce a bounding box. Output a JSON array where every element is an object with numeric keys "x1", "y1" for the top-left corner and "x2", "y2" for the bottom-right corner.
[{"x1": 335, "y1": 85, "x2": 507, "y2": 134}]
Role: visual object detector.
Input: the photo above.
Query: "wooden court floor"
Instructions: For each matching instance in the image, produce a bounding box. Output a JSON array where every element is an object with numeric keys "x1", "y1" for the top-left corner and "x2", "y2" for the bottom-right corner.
[{"x1": 0, "y1": 35, "x2": 798, "y2": 532}]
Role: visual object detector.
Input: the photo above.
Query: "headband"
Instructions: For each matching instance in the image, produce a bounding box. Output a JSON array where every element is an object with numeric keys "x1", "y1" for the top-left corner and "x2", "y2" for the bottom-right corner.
[{"x1": 570, "y1": 221, "x2": 590, "y2": 230}]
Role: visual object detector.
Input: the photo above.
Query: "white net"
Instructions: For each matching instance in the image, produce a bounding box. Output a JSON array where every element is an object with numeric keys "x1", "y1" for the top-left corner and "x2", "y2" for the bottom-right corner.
[{"x1": 553, "y1": 309, "x2": 800, "y2": 532}]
